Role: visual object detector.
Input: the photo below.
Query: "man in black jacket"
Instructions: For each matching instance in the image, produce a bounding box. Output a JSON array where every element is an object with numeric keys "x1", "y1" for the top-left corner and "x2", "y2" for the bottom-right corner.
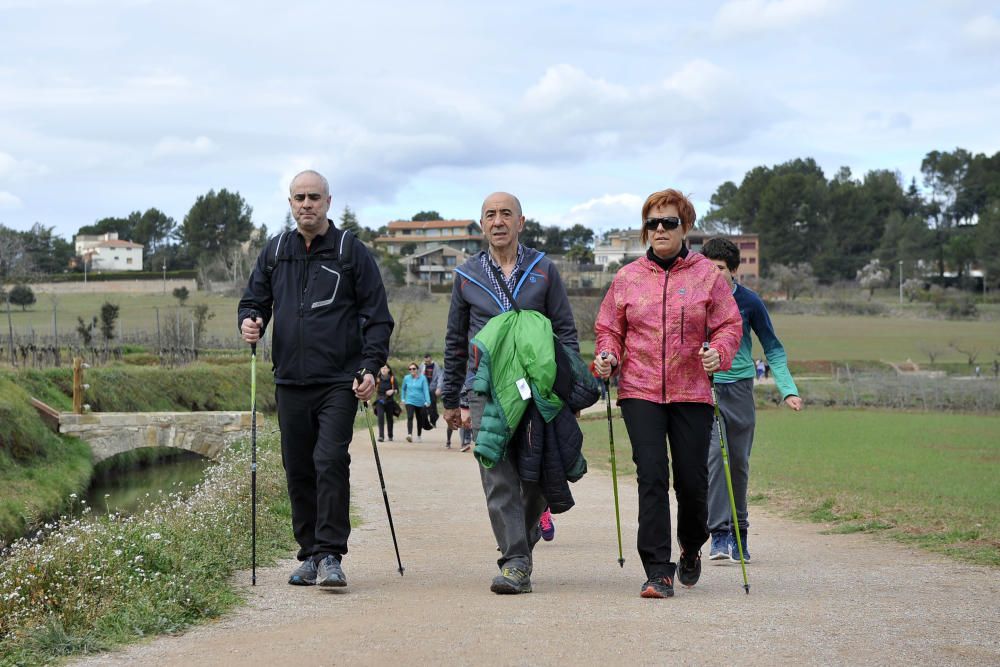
[
  {"x1": 442, "y1": 191, "x2": 579, "y2": 595},
  {"x1": 238, "y1": 169, "x2": 393, "y2": 589}
]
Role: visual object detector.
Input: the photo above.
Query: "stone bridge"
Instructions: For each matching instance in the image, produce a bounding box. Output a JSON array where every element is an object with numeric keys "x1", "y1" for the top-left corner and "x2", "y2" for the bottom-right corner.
[{"x1": 54, "y1": 409, "x2": 254, "y2": 463}]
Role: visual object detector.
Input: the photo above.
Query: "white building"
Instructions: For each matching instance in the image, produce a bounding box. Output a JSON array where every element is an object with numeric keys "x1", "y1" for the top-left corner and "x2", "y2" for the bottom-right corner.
[{"x1": 74, "y1": 232, "x2": 144, "y2": 272}]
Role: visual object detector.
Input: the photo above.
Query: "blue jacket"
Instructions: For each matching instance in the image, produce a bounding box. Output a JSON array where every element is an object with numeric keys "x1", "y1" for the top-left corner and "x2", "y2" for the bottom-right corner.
[
  {"x1": 714, "y1": 283, "x2": 799, "y2": 400},
  {"x1": 401, "y1": 374, "x2": 431, "y2": 407}
]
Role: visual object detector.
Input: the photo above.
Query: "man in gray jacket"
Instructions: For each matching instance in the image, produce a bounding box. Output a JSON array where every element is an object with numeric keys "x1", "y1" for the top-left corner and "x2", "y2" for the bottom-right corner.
[{"x1": 442, "y1": 192, "x2": 578, "y2": 595}]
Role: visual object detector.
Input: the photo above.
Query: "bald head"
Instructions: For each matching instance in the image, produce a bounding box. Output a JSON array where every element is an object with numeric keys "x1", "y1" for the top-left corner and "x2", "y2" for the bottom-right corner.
[
  {"x1": 481, "y1": 192, "x2": 522, "y2": 219},
  {"x1": 289, "y1": 170, "x2": 330, "y2": 196}
]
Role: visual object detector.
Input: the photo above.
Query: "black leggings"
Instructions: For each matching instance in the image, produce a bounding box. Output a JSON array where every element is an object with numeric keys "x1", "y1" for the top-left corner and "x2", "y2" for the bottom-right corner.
[
  {"x1": 405, "y1": 404, "x2": 425, "y2": 436},
  {"x1": 620, "y1": 399, "x2": 713, "y2": 579},
  {"x1": 375, "y1": 402, "x2": 394, "y2": 439}
]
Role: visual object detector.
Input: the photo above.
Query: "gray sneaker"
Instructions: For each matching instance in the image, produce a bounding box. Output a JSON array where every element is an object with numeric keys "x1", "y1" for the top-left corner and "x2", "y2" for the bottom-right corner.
[
  {"x1": 288, "y1": 559, "x2": 317, "y2": 586},
  {"x1": 490, "y1": 566, "x2": 532, "y2": 594},
  {"x1": 317, "y1": 555, "x2": 347, "y2": 588}
]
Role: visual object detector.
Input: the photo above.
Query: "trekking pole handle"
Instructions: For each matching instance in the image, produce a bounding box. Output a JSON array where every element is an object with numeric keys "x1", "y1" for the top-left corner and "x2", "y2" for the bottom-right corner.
[{"x1": 249, "y1": 310, "x2": 258, "y2": 354}]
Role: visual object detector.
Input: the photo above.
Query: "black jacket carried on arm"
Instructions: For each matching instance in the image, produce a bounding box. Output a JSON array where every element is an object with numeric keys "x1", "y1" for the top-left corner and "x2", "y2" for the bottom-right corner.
[
  {"x1": 442, "y1": 247, "x2": 578, "y2": 410},
  {"x1": 237, "y1": 223, "x2": 393, "y2": 386}
]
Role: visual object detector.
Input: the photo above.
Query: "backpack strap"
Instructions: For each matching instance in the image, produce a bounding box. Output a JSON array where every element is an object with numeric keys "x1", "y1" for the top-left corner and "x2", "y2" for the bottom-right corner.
[{"x1": 264, "y1": 228, "x2": 355, "y2": 276}]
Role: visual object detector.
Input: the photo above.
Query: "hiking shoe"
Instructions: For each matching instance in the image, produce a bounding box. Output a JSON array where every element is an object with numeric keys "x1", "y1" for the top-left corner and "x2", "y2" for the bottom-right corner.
[
  {"x1": 490, "y1": 566, "x2": 532, "y2": 594},
  {"x1": 460, "y1": 443, "x2": 471, "y2": 452},
  {"x1": 709, "y1": 531, "x2": 731, "y2": 562},
  {"x1": 406, "y1": 434, "x2": 412, "y2": 442},
  {"x1": 417, "y1": 435, "x2": 423, "y2": 442},
  {"x1": 730, "y1": 531, "x2": 751, "y2": 563},
  {"x1": 378, "y1": 437, "x2": 384, "y2": 442},
  {"x1": 678, "y1": 550, "x2": 702, "y2": 587},
  {"x1": 539, "y1": 508, "x2": 555, "y2": 542},
  {"x1": 316, "y1": 555, "x2": 347, "y2": 588},
  {"x1": 640, "y1": 575, "x2": 674, "y2": 599},
  {"x1": 288, "y1": 559, "x2": 317, "y2": 586}
]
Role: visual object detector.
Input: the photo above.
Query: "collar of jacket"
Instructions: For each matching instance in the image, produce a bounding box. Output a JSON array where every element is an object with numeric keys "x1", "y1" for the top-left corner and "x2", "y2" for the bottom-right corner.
[
  {"x1": 635, "y1": 248, "x2": 697, "y2": 274},
  {"x1": 455, "y1": 246, "x2": 547, "y2": 311},
  {"x1": 291, "y1": 220, "x2": 338, "y2": 252}
]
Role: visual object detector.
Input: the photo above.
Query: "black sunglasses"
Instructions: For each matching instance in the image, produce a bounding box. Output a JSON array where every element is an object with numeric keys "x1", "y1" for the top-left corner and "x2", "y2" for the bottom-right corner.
[
  {"x1": 408, "y1": 366, "x2": 417, "y2": 371},
  {"x1": 644, "y1": 216, "x2": 682, "y2": 231}
]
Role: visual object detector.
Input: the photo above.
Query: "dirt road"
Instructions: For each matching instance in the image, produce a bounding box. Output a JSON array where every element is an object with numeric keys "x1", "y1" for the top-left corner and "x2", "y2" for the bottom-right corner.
[{"x1": 75, "y1": 425, "x2": 999, "y2": 666}]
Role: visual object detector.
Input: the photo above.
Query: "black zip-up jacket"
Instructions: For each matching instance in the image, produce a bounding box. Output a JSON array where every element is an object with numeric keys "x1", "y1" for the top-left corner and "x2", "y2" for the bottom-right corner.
[
  {"x1": 237, "y1": 222, "x2": 393, "y2": 386},
  {"x1": 442, "y1": 246, "x2": 578, "y2": 409}
]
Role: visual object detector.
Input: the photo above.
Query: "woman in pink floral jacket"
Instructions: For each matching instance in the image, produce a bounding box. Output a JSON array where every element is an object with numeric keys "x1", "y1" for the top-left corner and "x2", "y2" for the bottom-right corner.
[{"x1": 594, "y1": 188, "x2": 742, "y2": 600}]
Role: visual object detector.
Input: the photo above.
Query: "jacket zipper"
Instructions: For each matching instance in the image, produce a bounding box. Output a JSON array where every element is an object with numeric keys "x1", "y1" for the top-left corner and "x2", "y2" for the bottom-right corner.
[
  {"x1": 298, "y1": 253, "x2": 309, "y2": 383},
  {"x1": 661, "y1": 268, "x2": 669, "y2": 403},
  {"x1": 680, "y1": 306, "x2": 685, "y2": 344}
]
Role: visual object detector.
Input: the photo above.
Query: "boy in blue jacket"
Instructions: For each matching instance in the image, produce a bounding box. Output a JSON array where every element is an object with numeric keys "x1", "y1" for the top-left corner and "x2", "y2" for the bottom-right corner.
[{"x1": 701, "y1": 238, "x2": 803, "y2": 564}]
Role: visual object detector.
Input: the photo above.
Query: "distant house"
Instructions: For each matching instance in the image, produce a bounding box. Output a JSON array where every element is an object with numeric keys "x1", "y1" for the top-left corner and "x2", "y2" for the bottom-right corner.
[
  {"x1": 593, "y1": 229, "x2": 760, "y2": 282},
  {"x1": 686, "y1": 232, "x2": 760, "y2": 282},
  {"x1": 374, "y1": 219, "x2": 483, "y2": 256},
  {"x1": 593, "y1": 229, "x2": 646, "y2": 268},
  {"x1": 74, "y1": 232, "x2": 144, "y2": 272},
  {"x1": 403, "y1": 245, "x2": 468, "y2": 286}
]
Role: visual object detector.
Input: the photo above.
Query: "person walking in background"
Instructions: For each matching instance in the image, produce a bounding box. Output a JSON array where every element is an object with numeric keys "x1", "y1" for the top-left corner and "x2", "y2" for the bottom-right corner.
[
  {"x1": 594, "y1": 188, "x2": 742, "y2": 599},
  {"x1": 374, "y1": 365, "x2": 399, "y2": 442},
  {"x1": 755, "y1": 359, "x2": 765, "y2": 381},
  {"x1": 701, "y1": 238, "x2": 803, "y2": 565},
  {"x1": 420, "y1": 353, "x2": 443, "y2": 427},
  {"x1": 401, "y1": 362, "x2": 431, "y2": 442},
  {"x1": 238, "y1": 169, "x2": 393, "y2": 590}
]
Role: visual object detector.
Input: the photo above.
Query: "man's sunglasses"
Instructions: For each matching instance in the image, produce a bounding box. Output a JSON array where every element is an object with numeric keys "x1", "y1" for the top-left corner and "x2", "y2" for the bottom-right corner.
[
  {"x1": 644, "y1": 216, "x2": 682, "y2": 231},
  {"x1": 408, "y1": 366, "x2": 417, "y2": 371}
]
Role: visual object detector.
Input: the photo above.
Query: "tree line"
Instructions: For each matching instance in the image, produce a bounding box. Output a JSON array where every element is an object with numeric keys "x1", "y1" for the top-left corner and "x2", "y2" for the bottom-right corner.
[
  {"x1": 2, "y1": 146, "x2": 997, "y2": 291},
  {"x1": 703, "y1": 148, "x2": 1000, "y2": 288}
]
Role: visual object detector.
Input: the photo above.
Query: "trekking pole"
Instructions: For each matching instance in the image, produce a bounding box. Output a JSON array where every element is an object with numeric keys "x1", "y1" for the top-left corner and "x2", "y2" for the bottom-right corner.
[
  {"x1": 600, "y1": 352, "x2": 625, "y2": 568},
  {"x1": 357, "y1": 371, "x2": 405, "y2": 576},
  {"x1": 249, "y1": 310, "x2": 259, "y2": 586},
  {"x1": 703, "y1": 342, "x2": 749, "y2": 594}
]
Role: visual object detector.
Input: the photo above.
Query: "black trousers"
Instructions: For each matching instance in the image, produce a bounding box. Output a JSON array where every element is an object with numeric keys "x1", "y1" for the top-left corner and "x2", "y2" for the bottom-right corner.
[
  {"x1": 405, "y1": 404, "x2": 426, "y2": 436},
  {"x1": 620, "y1": 399, "x2": 713, "y2": 579},
  {"x1": 275, "y1": 383, "x2": 357, "y2": 562},
  {"x1": 375, "y1": 401, "x2": 394, "y2": 439}
]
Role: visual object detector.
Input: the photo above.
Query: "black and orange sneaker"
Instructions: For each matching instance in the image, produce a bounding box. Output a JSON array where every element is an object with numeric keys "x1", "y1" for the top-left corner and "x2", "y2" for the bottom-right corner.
[
  {"x1": 678, "y1": 550, "x2": 702, "y2": 587},
  {"x1": 640, "y1": 575, "x2": 674, "y2": 598}
]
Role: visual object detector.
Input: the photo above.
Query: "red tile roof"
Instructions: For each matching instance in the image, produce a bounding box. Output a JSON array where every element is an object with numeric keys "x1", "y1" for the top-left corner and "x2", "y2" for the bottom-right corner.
[{"x1": 387, "y1": 219, "x2": 479, "y2": 231}]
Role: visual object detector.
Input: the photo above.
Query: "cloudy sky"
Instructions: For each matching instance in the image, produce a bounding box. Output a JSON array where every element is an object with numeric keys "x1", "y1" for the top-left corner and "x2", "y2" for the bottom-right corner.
[{"x1": 1, "y1": 0, "x2": 999, "y2": 242}]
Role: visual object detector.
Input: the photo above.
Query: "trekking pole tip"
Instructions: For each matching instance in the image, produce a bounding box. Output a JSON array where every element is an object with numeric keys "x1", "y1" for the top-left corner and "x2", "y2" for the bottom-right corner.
[
  {"x1": 398, "y1": 566, "x2": 405, "y2": 576},
  {"x1": 744, "y1": 584, "x2": 750, "y2": 595},
  {"x1": 617, "y1": 558, "x2": 625, "y2": 568}
]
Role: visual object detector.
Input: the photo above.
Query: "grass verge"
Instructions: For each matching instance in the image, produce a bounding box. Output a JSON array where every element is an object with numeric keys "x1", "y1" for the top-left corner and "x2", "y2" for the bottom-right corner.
[
  {"x1": 579, "y1": 407, "x2": 999, "y2": 567},
  {"x1": 0, "y1": 432, "x2": 294, "y2": 667}
]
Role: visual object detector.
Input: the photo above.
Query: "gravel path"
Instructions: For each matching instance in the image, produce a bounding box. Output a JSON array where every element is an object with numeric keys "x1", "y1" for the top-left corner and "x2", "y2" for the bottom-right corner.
[{"x1": 74, "y1": 425, "x2": 1000, "y2": 666}]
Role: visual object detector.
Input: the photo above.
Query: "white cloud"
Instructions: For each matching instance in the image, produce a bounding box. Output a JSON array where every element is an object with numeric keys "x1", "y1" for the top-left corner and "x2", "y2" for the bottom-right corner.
[
  {"x1": 964, "y1": 15, "x2": 1000, "y2": 44},
  {"x1": 555, "y1": 193, "x2": 644, "y2": 230},
  {"x1": 152, "y1": 136, "x2": 218, "y2": 158},
  {"x1": 0, "y1": 191, "x2": 22, "y2": 209},
  {"x1": 714, "y1": 0, "x2": 840, "y2": 37}
]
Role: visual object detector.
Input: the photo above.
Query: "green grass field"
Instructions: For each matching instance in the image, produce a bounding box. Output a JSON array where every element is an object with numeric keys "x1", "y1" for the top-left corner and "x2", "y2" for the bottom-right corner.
[
  {"x1": 4, "y1": 290, "x2": 998, "y2": 364},
  {"x1": 579, "y1": 408, "x2": 1000, "y2": 567}
]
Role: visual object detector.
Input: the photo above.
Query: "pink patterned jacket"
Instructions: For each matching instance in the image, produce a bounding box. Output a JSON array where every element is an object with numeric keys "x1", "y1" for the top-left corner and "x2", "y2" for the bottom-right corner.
[{"x1": 594, "y1": 252, "x2": 743, "y2": 406}]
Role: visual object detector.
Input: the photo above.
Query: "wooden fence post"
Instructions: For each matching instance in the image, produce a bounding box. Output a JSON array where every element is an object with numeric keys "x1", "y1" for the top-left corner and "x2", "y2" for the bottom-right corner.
[{"x1": 72, "y1": 357, "x2": 84, "y2": 414}]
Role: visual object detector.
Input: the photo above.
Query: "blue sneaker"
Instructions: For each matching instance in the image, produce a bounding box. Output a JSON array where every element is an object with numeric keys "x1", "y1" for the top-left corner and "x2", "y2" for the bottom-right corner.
[
  {"x1": 709, "y1": 531, "x2": 731, "y2": 562},
  {"x1": 317, "y1": 555, "x2": 347, "y2": 587},
  {"x1": 730, "y1": 530, "x2": 751, "y2": 564}
]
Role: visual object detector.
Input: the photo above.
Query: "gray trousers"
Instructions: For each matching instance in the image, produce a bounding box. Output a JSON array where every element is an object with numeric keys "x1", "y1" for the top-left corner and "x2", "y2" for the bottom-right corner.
[
  {"x1": 470, "y1": 393, "x2": 547, "y2": 572},
  {"x1": 707, "y1": 378, "x2": 755, "y2": 534}
]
